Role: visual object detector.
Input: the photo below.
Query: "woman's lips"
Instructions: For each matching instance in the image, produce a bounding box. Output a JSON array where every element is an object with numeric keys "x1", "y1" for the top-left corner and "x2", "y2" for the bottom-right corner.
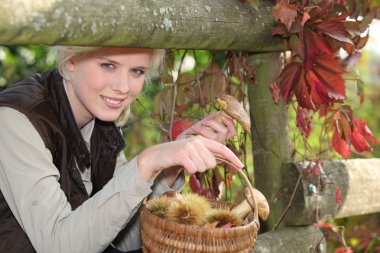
[{"x1": 101, "y1": 95, "x2": 124, "y2": 109}]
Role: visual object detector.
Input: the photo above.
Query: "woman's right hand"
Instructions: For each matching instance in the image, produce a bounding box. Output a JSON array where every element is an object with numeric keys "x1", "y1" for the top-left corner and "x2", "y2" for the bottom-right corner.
[{"x1": 137, "y1": 135, "x2": 243, "y2": 181}]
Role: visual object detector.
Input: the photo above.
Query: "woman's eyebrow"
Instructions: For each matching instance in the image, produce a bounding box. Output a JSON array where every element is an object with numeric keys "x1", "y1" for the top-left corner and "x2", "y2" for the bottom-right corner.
[
  {"x1": 96, "y1": 57, "x2": 149, "y2": 69},
  {"x1": 96, "y1": 57, "x2": 120, "y2": 65},
  {"x1": 134, "y1": 66, "x2": 149, "y2": 70}
]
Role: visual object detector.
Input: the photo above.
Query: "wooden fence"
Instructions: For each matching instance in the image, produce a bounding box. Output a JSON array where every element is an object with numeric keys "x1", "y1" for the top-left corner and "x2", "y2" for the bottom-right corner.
[{"x1": 254, "y1": 158, "x2": 380, "y2": 252}]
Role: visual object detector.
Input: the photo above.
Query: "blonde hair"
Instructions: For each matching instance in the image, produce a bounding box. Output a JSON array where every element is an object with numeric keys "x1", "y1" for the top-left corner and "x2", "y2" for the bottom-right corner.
[{"x1": 54, "y1": 46, "x2": 165, "y2": 126}]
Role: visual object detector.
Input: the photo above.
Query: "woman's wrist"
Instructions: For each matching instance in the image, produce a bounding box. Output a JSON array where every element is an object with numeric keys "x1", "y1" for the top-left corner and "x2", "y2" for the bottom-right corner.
[
  {"x1": 137, "y1": 149, "x2": 158, "y2": 182},
  {"x1": 162, "y1": 166, "x2": 183, "y2": 187}
]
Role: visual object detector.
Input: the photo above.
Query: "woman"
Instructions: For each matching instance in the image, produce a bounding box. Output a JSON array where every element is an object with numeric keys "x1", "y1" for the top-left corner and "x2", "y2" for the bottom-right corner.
[{"x1": 0, "y1": 47, "x2": 243, "y2": 253}]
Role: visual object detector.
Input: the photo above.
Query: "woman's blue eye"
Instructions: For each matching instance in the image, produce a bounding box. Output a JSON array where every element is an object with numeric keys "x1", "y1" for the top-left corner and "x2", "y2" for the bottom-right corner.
[
  {"x1": 131, "y1": 69, "x2": 146, "y2": 75},
  {"x1": 100, "y1": 63, "x2": 115, "y2": 69}
]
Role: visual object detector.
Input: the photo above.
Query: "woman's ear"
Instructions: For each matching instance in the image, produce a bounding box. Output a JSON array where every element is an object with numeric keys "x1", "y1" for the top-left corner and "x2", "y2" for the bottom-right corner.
[{"x1": 66, "y1": 58, "x2": 76, "y2": 72}]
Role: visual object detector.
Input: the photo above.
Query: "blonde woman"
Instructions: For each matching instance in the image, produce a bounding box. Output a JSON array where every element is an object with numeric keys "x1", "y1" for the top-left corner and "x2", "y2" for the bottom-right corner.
[{"x1": 0, "y1": 47, "x2": 242, "y2": 253}]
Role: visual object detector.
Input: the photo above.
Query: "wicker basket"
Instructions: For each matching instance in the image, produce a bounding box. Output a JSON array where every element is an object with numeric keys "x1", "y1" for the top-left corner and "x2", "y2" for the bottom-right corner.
[{"x1": 140, "y1": 170, "x2": 260, "y2": 253}]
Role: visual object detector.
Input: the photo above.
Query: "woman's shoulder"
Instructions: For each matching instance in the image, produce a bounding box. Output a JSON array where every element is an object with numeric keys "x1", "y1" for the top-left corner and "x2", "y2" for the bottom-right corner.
[
  {"x1": 0, "y1": 69, "x2": 58, "y2": 112},
  {"x1": 0, "y1": 69, "x2": 57, "y2": 96},
  {"x1": 0, "y1": 107, "x2": 34, "y2": 129}
]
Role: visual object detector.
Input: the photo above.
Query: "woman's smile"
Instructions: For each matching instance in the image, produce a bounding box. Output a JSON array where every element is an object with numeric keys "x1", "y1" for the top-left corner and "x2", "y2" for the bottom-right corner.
[{"x1": 101, "y1": 95, "x2": 125, "y2": 109}]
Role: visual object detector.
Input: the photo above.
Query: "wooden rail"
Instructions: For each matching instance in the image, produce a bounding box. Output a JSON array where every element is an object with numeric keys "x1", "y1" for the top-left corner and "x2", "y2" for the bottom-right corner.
[
  {"x1": 0, "y1": 0, "x2": 282, "y2": 52},
  {"x1": 254, "y1": 225, "x2": 326, "y2": 252},
  {"x1": 282, "y1": 158, "x2": 380, "y2": 225}
]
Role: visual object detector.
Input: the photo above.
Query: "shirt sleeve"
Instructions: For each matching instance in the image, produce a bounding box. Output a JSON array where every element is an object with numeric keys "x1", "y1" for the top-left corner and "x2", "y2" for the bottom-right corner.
[
  {"x1": 0, "y1": 107, "x2": 153, "y2": 253},
  {"x1": 112, "y1": 152, "x2": 186, "y2": 251}
]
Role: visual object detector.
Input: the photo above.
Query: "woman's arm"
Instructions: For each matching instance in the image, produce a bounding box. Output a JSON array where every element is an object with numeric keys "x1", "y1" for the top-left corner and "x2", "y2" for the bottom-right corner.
[
  {"x1": 112, "y1": 152, "x2": 186, "y2": 252},
  {"x1": 0, "y1": 107, "x2": 153, "y2": 253}
]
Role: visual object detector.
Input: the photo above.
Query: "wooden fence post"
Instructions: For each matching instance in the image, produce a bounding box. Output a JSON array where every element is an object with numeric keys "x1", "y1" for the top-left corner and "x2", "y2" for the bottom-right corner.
[{"x1": 247, "y1": 52, "x2": 291, "y2": 231}]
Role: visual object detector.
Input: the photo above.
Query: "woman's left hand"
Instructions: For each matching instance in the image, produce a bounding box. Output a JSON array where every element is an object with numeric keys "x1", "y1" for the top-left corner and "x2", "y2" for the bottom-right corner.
[{"x1": 176, "y1": 112, "x2": 237, "y2": 143}]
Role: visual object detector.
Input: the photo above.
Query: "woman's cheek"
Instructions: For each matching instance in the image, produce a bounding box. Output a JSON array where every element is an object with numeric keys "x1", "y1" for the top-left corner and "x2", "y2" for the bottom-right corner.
[{"x1": 131, "y1": 80, "x2": 145, "y2": 96}]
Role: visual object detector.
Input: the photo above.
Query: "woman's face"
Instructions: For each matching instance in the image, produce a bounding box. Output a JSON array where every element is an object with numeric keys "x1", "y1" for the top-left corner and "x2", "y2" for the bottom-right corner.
[{"x1": 65, "y1": 47, "x2": 153, "y2": 127}]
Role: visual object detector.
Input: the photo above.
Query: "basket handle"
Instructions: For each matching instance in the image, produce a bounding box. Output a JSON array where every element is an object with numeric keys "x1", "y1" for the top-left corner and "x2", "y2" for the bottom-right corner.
[
  {"x1": 236, "y1": 168, "x2": 259, "y2": 223},
  {"x1": 214, "y1": 156, "x2": 259, "y2": 223}
]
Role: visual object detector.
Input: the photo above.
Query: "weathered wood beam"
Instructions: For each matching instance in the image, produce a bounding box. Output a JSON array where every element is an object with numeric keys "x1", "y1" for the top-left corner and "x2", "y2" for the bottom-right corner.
[
  {"x1": 254, "y1": 226, "x2": 326, "y2": 252},
  {"x1": 0, "y1": 0, "x2": 282, "y2": 52},
  {"x1": 283, "y1": 158, "x2": 380, "y2": 225}
]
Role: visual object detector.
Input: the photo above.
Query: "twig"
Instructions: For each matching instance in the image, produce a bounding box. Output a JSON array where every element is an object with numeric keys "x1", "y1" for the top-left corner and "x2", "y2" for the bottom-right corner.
[
  {"x1": 192, "y1": 50, "x2": 205, "y2": 108},
  {"x1": 168, "y1": 50, "x2": 188, "y2": 141},
  {"x1": 311, "y1": 231, "x2": 326, "y2": 253},
  {"x1": 312, "y1": 175, "x2": 322, "y2": 251},
  {"x1": 272, "y1": 173, "x2": 303, "y2": 230},
  {"x1": 132, "y1": 98, "x2": 169, "y2": 134}
]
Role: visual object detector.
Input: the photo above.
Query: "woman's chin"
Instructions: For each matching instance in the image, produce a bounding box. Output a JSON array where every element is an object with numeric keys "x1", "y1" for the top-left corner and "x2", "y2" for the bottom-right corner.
[{"x1": 95, "y1": 113, "x2": 121, "y2": 123}]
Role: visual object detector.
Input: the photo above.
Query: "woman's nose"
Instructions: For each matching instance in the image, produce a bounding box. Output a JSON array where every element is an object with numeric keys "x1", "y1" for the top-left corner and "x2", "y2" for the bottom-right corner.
[{"x1": 111, "y1": 72, "x2": 130, "y2": 94}]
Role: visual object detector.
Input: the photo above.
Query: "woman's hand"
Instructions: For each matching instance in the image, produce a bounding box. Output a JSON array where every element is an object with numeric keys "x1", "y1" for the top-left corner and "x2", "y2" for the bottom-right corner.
[
  {"x1": 137, "y1": 135, "x2": 243, "y2": 181},
  {"x1": 176, "y1": 112, "x2": 237, "y2": 143}
]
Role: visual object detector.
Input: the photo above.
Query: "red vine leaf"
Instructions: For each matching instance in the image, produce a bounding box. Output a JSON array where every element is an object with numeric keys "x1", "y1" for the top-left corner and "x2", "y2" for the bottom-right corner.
[
  {"x1": 334, "y1": 247, "x2": 353, "y2": 253},
  {"x1": 336, "y1": 0, "x2": 345, "y2": 5},
  {"x1": 296, "y1": 106, "x2": 313, "y2": 138},
  {"x1": 332, "y1": 128, "x2": 351, "y2": 158},
  {"x1": 354, "y1": 34, "x2": 370, "y2": 50},
  {"x1": 314, "y1": 20, "x2": 353, "y2": 44},
  {"x1": 312, "y1": 65, "x2": 346, "y2": 100},
  {"x1": 295, "y1": 73, "x2": 315, "y2": 110},
  {"x1": 177, "y1": 104, "x2": 187, "y2": 116},
  {"x1": 314, "y1": 54, "x2": 346, "y2": 74},
  {"x1": 301, "y1": 12, "x2": 310, "y2": 26},
  {"x1": 272, "y1": 1, "x2": 298, "y2": 31},
  {"x1": 306, "y1": 70, "x2": 330, "y2": 107},
  {"x1": 340, "y1": 115, "x2": 352, "y2": 143},
  {"x1": 351, "y1": 118, "x2": 377, "y2": 153},
  {"x1": 304, "y1": 160, "x2": 321, "y2": 177},
  {"x1": 308, "y1": 0, "x2": 334, "y2": 20},
  {"x1": 279, "y1": 62, "x2": 302, "y2": 101},
  {"x1": 335, "y1": 185, "x2": 342, "y2": 207},
  {"x1": 189, "y1": 174, "x2": 213, "y2": 199},
  {"x1": 298, "y1": 27, "x2": 333, "y2": 70},
  {"x1": 269, "y1": 82, "x2": 280, "y2": 103},
  {"x1": 272, "y1": 22, "x2": 289, "y2": 36},
  {"x1": 189, "y1": 174, "x2": 202, "y2": 192},
  {"x1": 171, "y1": 119, "x2": 192, "y2": 140},
  {"x1": 325, "y1": 36, "x2": 355, "y2": 55}
]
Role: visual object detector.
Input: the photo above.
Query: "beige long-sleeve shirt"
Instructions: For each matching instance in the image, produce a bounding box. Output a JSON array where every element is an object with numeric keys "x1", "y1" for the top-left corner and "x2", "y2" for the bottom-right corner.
[{"x1": 0, "y1": 107, "x2": 185, "y2": 253}]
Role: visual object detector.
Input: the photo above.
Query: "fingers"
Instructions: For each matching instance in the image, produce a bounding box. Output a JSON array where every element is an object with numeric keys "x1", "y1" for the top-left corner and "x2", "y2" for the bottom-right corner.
[
  {"x1": 174, "y1": 113, "x2": 220, "y2": 140},
  {"x1": 199, "y1": 136, "x2": 244, "y2": 170},
  {"x1": 175, "y1": 136, "x2": 242, "y2": 174},
  {"x1": 220, "y1": 116, "x2": 237, "y2": 139},
  {"x1": 191, "y1": 114, "x2": 237, "y2": 143},
  {"x1": 138, "y1": 135, "x2": 243, "y2": 181},
  {"x1": 179, "y1": 142, "x2": 217, "y2": 174}
]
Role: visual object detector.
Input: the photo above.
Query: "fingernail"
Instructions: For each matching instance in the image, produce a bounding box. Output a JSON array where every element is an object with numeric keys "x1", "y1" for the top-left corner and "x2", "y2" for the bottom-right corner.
[{"x1": 238, "y1": 160, "x2": 244, "y2": 168}]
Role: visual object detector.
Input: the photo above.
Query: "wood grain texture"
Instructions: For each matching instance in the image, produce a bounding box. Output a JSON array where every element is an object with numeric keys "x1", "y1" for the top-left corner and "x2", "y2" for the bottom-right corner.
[
  {"x1": 0, "y1": 0, "x2": 282, "y2": 52},
  {"x1": 254, "y1": 225, "x2": 326, "y2": 253},
  {"x1": 282, "y1": 158, "x2": 380, "y2": 225}
]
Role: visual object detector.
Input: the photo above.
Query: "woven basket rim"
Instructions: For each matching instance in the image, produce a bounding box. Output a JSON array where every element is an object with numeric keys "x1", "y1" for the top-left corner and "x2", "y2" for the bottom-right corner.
[{"x1": 141, "y1": 202, "x2": 260, "y2": 233}]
